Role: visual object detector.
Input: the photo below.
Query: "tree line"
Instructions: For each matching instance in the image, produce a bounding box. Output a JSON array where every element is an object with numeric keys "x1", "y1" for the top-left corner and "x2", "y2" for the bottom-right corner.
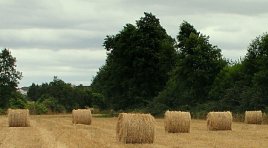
[
  {"x1": 91, "y1": 12, "x2": 268, "y2": 116},
  {"x1": 0, "y1": 50, "x2": 105, "y2": 114},
  {"x1": 27, "y1": 76, "x2": 106, "y2": 113},
  {"x1": 1, "y1": 12, "x2": 268, "y2": 115}
]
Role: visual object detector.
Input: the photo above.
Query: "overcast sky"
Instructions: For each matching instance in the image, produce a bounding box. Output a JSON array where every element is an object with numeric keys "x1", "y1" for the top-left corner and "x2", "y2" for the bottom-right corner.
[{"x1": 1, "y1": 0, "x2": 268, "y2": 87}]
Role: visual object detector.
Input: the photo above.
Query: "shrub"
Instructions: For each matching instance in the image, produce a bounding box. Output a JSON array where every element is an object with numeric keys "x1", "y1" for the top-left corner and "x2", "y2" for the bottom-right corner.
[
  {"x1": 8, "y1": 92, "x2": 27, "y2": 109},
  {"x1": 26, "y1": 101, "x2": 48, "y2": 115},
  {"x1": 146, "y1": 101, "x2": 168, "y2": 116}
]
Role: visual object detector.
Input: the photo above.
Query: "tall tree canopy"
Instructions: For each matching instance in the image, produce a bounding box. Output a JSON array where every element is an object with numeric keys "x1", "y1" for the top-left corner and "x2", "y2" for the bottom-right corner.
[
  {"x1": 208, "y1": 33, "x2": 268, "y2": 112},
  {"x1": 157, "y1": 21, "x2": 227, "y2": 109},
  {"x1": 242, "y1": 33, "x2": 268, "y2": 109},
  {"x1": 92, "y1": 12, "x2": 177, "y2": 110},
  {"x1": 0, "y1": 48, "x2": 22, "y2": 108}
]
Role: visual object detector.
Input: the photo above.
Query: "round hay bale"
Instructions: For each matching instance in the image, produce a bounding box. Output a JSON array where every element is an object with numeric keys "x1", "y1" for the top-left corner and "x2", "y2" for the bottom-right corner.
[
  {"x1": 245, "y1": 110, "x2": 263, "y2": 124},
  {"x1": 116, "y1": 113, "x2": 155, "y2": 144},
  {"x1": 116, "y1": 113, "x2": 127, "y2": 140},
  {"x1": 207, "y1": 111, "x2": 232, "y2": 131},
  {"x1": 72, "y1": 109, "x2": 92, "y2": 125},
  {"x1": 164, "y1": 110, "x2": 191, "y2": 133},
  {"x1": 8, "y1": 109, "x2": 30, "y2": 127},
  {"x1": 263, "y1": 113, "x2": 268, "y2": 124}
]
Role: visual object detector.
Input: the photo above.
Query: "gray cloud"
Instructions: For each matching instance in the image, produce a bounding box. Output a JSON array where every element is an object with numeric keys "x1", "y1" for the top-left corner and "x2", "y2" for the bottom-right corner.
[
  {"x1": 11, "y1": 49, "x2": 106, "y2": 86},
  {"x1": 0, "y1": 0, "x2": 267, "y2": 86},
  {"x1": 119, "y1": 0, "x2": 268, "y2": 16},
  {"x1": 0, "y1": 29, "x2": 104, "y2": 49}
]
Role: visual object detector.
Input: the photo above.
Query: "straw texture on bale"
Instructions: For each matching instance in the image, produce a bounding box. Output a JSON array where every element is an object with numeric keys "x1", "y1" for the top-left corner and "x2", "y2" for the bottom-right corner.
[
  {"x1": 245, "y1": 110, "x2": 263, "y2": 124},
  {"x1": 72, "y1": 109, "x2": 92, "y2": 125},
  {"x1": 207, "y1": 111, "x2": 232, "y2": 130},
  {"x1": 8, "y1": 109, "x2": 30, "y2": 127},
  {"x1": 116, "y1": 113, "x2": 155, "y2": 144},
  {"x1": 164, "y1": 111, "x2": 191, "y2": 133}
]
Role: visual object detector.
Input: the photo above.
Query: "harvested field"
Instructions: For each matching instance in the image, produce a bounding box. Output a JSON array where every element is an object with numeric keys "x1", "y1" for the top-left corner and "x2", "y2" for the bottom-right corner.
[{"x1": 0, "y1": 115, "x2": 267, "y2": 147}]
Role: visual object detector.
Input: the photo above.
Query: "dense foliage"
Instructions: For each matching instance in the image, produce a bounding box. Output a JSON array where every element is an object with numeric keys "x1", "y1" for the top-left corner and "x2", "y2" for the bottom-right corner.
[
  {"x1": 156, "y1": 21, "x2": 227, "y2": 109},
  {"x1": 208, "y1": 33, "x2": 268, "y2": 113},
  {"x1": 27, "y1": 77, "x2": 105, "y2": 112},
  {"x1": 91, "y1": 13, "x2": 177, "y2": 110}
]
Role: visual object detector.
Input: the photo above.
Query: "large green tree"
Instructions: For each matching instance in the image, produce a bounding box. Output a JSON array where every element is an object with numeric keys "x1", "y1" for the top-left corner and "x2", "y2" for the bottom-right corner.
[
  {"x1": 92, "y1": 12, "x2": 177, "y2": 110},
  {"x1": 208, "y1": 33, "x2": 268, "y2": 112},
  {"x1": 242, "y1": 33, "x2": 268, "y2": 109},
  {"x1": 157, "y1": 21, "x2": 226, "y2": 108},
  {"x1": 0, "y1": 48, "x2": 22, "y2": 108},
  {"x1": 208, "y1": 63, "x2": 248, "y2": 111}
]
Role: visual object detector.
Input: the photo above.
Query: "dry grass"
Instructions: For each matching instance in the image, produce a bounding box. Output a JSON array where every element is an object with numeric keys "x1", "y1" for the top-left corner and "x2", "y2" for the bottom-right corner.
[
  {"x1": 207, "y1": 111, "x2": 232, "y2": 131},
  {"x1": 245, "y1": 110, "x2": 263, "y2": 124},
  {"x1": 72, "y1": 109, "x2": 92, "y2": 125},
  {"x1": 8, "y1": 109, "x2": 30, "y2": 127},
  {"x1": 116, "y1": 113, "x2": 155, "y2": 144},
  {"x1": 164, "y1": 111, "x2": 191, "y2": 133},
  {"x1": 0, "y1": 114, "x2": 268, "y2": 147}
]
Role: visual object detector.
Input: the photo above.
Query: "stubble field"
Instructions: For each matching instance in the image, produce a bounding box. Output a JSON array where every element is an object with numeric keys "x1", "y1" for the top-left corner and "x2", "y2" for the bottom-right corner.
[{"x1": 0, "y1": 114, "x2": 268, "y2": 148}]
